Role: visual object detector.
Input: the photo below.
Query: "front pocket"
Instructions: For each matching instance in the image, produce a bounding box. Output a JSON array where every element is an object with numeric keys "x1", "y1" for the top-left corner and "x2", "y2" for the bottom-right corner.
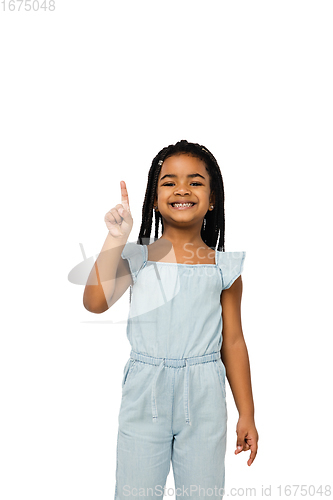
[
  {"x1": 214, "y1": 360, "x2": 226, "y2": 399},
  {"x1": 122, "y1": 359, "x2": 136, "y2": 388}
]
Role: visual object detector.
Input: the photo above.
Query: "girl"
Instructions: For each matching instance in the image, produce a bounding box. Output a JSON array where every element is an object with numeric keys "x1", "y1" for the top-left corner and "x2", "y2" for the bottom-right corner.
[{"x1": 83, "y1": 139, "x2": 258, "y2": 500}]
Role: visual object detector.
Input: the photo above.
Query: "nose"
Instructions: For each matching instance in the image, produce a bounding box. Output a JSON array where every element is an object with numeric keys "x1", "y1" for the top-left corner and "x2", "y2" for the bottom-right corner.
[{"x1": 174, "y1": 185, "x2": 191, "y2": 195}]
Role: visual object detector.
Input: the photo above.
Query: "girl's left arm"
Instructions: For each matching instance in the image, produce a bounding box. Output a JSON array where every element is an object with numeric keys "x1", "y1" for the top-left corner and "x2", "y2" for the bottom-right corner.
[{"x1": 220, "y1": 276, "x2": 259, "y2": 466}]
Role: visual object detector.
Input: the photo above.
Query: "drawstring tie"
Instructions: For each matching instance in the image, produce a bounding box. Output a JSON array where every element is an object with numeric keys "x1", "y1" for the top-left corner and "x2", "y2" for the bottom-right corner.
[
  {"x1": 129, "y1": 350, "x2": 221, "y2": 427},
  {"x1": 151, "y1": 358, "x2": 191, "y2": 426},
  {"x1": 151, "y1": 359, "x2": 165, "y2": 422},
  {"x1": 184, "y1": 359, "x2": 191, "y2": 425}
]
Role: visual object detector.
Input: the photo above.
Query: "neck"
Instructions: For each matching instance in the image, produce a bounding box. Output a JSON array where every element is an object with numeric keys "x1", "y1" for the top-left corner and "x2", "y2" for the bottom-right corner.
[{"x1": 159, "y1": 225, "x2": 207, "y2": 250}]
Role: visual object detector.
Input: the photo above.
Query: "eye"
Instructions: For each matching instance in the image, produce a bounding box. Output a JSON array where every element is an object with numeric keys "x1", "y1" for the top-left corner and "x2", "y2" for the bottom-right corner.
[{"x1": 162, "y1": 182, "x2": 203, "y2": 186}]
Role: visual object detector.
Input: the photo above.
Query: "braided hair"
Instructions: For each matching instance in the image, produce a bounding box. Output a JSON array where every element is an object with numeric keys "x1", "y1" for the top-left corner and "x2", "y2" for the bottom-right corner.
[{"x1": 137, "y1": 139, "x2": 226, "y2": 252}]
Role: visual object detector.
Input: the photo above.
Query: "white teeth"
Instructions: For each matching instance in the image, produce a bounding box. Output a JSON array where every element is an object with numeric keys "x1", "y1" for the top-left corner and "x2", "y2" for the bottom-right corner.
[{"x1": 172, "y1": 203, "x2": 194, "y2": 207}]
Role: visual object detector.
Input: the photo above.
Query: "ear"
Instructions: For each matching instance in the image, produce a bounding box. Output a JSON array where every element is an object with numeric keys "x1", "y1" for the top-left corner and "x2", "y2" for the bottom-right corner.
[{"x1": 210, "y1": 191, "x2": 216, "y2": 206}]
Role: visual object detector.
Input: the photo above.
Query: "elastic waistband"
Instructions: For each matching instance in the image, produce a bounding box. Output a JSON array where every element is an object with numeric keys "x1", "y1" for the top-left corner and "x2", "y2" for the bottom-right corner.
[{"x1": 130, "y1": 350, "x2": 221, "y2": 368}]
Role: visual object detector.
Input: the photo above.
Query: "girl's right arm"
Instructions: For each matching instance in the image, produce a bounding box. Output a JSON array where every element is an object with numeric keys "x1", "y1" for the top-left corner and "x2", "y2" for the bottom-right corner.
[{"x1": 83, "y1": 181, "x2": 134, "y2": 314}]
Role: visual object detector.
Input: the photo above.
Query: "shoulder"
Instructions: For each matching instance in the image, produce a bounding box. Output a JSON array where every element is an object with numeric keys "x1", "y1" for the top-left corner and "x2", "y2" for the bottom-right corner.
[
  {"x1": 121, "y1": 242, "x2": 147, "y2": 284},
  {"x1": 121, "y1": 241, "x2": 146, "y2": 259},
  {"x1": 216, "y1": 250, "x2": 246, "y2": 290}
]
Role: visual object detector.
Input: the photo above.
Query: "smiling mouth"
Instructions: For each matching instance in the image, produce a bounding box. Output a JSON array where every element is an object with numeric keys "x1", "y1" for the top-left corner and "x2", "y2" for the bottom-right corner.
[{"x1": 170, "y1": 202, "x2": 196, "y2": 210}]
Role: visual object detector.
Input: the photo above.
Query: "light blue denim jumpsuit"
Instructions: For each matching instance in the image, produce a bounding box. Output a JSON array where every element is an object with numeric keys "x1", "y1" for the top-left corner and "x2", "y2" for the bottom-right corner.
[{"x1": 115, "y1": 242, "x2": 246, "y2": 500}]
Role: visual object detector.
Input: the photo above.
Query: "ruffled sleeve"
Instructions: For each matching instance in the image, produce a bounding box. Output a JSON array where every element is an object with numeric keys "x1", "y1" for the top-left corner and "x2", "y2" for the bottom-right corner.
[
  {"x1": 121, "y1": 242, "x2": 146, "y2": 284},
  {"x1": 216, "y1": 251, "x2": 246, "y2": 290}
]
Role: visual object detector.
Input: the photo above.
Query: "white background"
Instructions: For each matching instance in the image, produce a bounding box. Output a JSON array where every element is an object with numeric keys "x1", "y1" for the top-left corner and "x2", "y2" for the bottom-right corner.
[{"x1": 1, "y1": 1, "x2": 332, "y2": 499}]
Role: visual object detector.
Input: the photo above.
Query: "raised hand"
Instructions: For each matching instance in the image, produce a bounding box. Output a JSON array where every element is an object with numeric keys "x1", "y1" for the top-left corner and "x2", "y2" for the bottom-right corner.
[{"x1": 104, "y1": 181, "x2": 133, "y2": 239}]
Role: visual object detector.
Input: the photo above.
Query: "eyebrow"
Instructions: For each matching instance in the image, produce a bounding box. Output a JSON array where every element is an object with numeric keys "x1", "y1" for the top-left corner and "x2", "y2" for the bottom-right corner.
[{"x1": 159, "y1": 173, "x2": 206, "y2": 182}]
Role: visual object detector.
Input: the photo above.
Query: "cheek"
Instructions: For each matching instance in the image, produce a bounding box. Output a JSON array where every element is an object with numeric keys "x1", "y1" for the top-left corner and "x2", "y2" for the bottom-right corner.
[
  {"x1": 157, "y1": 190, "x2": 171, "y2": 203},
  {"x1": 199, "y1": 190, "x2": 211, "y2": 202}
]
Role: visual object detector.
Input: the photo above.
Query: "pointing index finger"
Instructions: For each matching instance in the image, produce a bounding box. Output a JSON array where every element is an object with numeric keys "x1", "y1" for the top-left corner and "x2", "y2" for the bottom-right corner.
[{"x1": 120, "y1": 180, "x2": 130, "y2": 213}]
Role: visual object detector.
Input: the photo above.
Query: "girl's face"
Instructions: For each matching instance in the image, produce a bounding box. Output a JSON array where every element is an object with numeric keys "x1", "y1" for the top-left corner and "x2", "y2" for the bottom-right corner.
[{"x1": 154, "y1": 153, "x2": 215, "y2": 228}]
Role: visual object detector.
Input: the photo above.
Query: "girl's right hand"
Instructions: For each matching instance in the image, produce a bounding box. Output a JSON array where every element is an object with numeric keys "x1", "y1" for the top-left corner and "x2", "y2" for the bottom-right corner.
[{"x1": 104, "y1": 181, "x2": 133, "y2": 239}]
